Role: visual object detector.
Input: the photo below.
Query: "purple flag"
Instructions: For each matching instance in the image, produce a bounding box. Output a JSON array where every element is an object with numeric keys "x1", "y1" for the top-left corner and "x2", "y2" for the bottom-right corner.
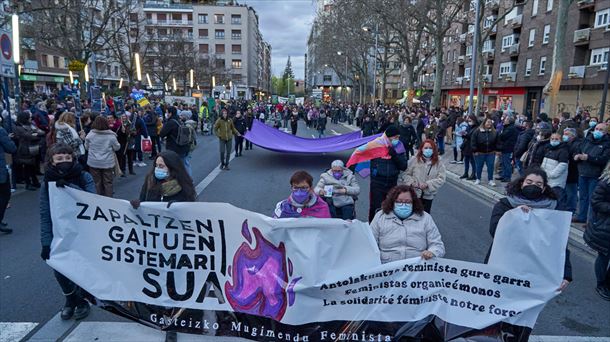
[{"x1": 244, "y1": 120, "x2": 381, "y2": 154}]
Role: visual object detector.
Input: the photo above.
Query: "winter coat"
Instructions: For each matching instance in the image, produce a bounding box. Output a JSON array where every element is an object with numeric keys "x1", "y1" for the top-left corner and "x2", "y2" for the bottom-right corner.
[
  {"x1": 85, "y1": 129, "x2": 121, "y2": 169},
  {"x1": 470, "y1": 128, "x2": 497, "y2": 154},
  {"x1": 362, "y1": 120, "x2": 375, "y2": 137},
  {"x1": 460, "y1": 125, "x2": 476, "y2": 156},
  {"x1": 40, "y1": 172, "x2": 96, "y2": 247},
  {"x1": 316, "y1": 115, "x2": 327, "y2": 130},
  {"x1": 524, "y1": 139, "x2": 550, "y2": 169},
  {"x1": 370, "y1": 210, "x2": 445, "y2": 264},
  {"x1": 233, "y1": 117, "x2": 247, "y2": 135},
  {"x1": 566, "y1": 138, "x2": 582, "y2": 184},
  {"x1": 584, "y1": 179, "x2": 610, "y2": 255},
  {"x1": 399, "y1": 157, "x2": 446, "y2": 200},
  {"x1": 399, "y1": 124, "x2": 418, "y2": 150},
  {"x1": 576, "y1": 134, "x2": 610, "y2": 179},
  {"x1": 487, "y1": 198, "x2": 572, "y2": 281},
  {"x1": 496, "y1": 123, "x2": 519, "y2": 153},
  {"x1": 370, "y1": 148, "x2": 408, "y2": 185},
  {"x1": 159, "y1": 117, "x2": 190, "y2": 157},
  {"x1": 273, "y1": 194, "x2": 331, "y2": 219},
  {"x1": 55, "y1": 122, "x2": 85, "y2": 156},
  {"x1": 0, "y1": 127, "x2": 17, "y2": 183},
  {"x1": 13, "y1": 123, "x2": 43, "y2": 165},
  {"x1": 214, "y1": 117, "x2": 239, "y2": 141},
  {"x1": 144, "y1": 113, "x2": 160, "y2": 137},
  {"x1": 541, "y1": 143, "x2": 570, "y2": 188},
  {"x1": 514, "y1": 128, "x2": 535, "y2": 160},
  {"x1": 139, "y1": 180, "x2": 194, "y2": 203},
  {"x1": 314, "y1": 168, "x2": 360, "y2": 208},
  {"x1": 454, "y1": 122, "x2": 468, "y2": 149}
]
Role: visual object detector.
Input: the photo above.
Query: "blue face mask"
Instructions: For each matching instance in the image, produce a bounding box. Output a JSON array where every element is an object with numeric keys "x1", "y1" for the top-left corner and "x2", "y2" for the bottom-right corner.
[
  {"x1": 550, "y1": 140, "x2": 560, "y2": 147},
  {"x1": 593, "y1": 130, "x2": 604, "y2": 140},
  {"x1": 154, "y1": 167, "x2": 169, "y2": 180},
  {"x1": 589, "y1": 121, "x2": 597, "y2": 128},
  {"x1": 423, "y1": 148, "x2": 434, "y2": 158},
  {"x1": 391, "y1": 139, "x2": 400, "y2": 147},
  {"x1": 394, "y1": 203, "x2": 413, "y2": 219},
  {"x1": 562, "y1": 135, "x2": 570, "y2": 143}
]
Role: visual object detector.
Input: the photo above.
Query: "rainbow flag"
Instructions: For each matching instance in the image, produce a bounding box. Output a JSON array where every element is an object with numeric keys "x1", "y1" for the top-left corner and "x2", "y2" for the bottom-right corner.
[{"x1": 347, "y1": 134, "x2": 405, "y2": 177}]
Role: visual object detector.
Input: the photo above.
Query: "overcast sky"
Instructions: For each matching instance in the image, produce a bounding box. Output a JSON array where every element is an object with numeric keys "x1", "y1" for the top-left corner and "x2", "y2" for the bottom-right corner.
[{"x1": 241, "y1": 0, "x2": 316, "y2": 79}]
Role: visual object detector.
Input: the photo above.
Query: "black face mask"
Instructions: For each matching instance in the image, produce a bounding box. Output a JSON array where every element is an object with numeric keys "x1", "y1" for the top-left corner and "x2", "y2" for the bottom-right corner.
[
  {"x1": 56, "y1": 161, "x2": 74, "y2": 174},
  {"x1": 522, "y1": 185, "x2": 543, "y2": 200}
]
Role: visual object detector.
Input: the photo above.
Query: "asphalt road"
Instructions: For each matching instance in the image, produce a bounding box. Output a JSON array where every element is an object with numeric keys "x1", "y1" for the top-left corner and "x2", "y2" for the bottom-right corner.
[{"x1": 0, "y1": 120, "x2": 608, "y2": 341}]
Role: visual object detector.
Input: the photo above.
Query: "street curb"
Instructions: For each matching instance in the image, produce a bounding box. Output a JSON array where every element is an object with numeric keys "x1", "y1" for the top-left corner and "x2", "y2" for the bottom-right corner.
[{"x1": 445, "y1": 170, "x2": 597, "y2": 258}]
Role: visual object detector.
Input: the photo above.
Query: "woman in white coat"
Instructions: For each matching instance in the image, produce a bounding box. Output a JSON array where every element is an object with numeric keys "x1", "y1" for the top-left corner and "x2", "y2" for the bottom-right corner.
[
  {"x1": 370, "y1": 185, "x2": 445, "y2": 264},
  {"x1": 399, "y1": 139, "x2": 446, "y2": 213}
]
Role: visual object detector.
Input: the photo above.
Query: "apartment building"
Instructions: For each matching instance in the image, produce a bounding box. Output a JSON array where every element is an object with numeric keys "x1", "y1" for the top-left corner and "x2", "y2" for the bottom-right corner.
[
  {"x1": 141, "y1": 0, "x2": 270, "y2": 100},
  {"x1": 424, "y1": 0, "x2": 609, "y2": 116}
]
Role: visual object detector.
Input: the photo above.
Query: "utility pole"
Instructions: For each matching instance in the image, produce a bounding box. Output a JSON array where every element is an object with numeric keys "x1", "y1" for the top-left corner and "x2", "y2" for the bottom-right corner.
[
  {"x1": 468, "y1": 0, "x2": 481, "y2": 116},
  {"x1": 599, "y1": 61, "x2": 609, "y2": 121}
]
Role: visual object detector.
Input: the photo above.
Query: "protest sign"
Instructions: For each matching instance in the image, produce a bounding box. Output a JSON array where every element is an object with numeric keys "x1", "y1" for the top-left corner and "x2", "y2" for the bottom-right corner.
[{"x1": 48, "y1": 185, "x2": 570, "y2": 340}]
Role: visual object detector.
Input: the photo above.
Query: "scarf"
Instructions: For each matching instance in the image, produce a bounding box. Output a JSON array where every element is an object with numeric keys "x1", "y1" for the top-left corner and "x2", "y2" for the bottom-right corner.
[
  {"x1": 507, "y1": 195, "x2": 557, "y2": 210},
  {"x1": 44, "y1": 162, "x2": 84, "y2": 187},
  {"x1": 161, "y1": 179, "x2": 182, "y2": 198}
]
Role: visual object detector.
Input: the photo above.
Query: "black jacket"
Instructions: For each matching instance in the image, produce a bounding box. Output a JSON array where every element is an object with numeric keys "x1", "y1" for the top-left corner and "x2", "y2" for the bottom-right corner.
[
  {"x1": 362, "y1": 120, "x2": 375, "y2": 137},
  {"x1": 370, "y1": 148, "x2": 408, "y2": 185},
  {"x1": 487, "y1": 198, "x2": 573, "y2": 281},
  {"x1": 399, "y1": 124, "x2": 418, "y2": 149},
  {"x1": 576, "y1": 134, "x2": 610, "y2": 178},
  {"x1": 544, "y1": 143, "x2": 570, "y2": 164},
  {"x1": 524, "y1": 139, "x2": 550, "y2": 169},
  {"x1": 470, "y1": 129, "x2": 497, "y2": 154},
  {"x1": 566, "y1": 138, "x2": 582, "y2": 184},
  {"x1": 514, "y1": 128, "x2": 535, "y2": 159},
  {"x1": 233, "y1": 117, "x2": 247, "y2": 135},
  {"x1": 159, "y1": 117, "x2": 189, "y2": 157},
  {"x1": 584, "y1": 179, "x2": 610, "y2": 255},
  {"x1": 461, "y1": 125, "x2": 476, "y2": 156},
  {"x1": 496, "y1": 123, "x2": 519, "y2": 153},
  {"x1": 139, "y1": 180, "x2": 194, "y2": 203}
]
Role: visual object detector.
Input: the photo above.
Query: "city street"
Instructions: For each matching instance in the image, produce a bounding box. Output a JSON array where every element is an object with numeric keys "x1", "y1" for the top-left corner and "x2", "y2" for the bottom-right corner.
[{"x1": 0, "y1": 121, "x2": 608, "y2": 341}]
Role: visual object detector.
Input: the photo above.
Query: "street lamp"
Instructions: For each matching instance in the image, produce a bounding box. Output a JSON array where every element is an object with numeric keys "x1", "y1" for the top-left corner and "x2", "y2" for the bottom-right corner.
[
  {"x1": 119, "y1": 77, "x2": 123, "y2": 89},
  {"x1": 172, "y1": 77, "x2": 177, "y2": 92},
  {"x1": 337, "y1": 51, "x2": 349, "y2": 102},
  {"x1": 164, "y1": 82, "x2": 168, "y2": 92},
  {"x1": 146, "y1": 73, "x2": 153, "y2": 89},
  {"x1": 362, "y1": 23, "x2": 379, "y2": 103},
  {"x1": 69, "y1": 70, "x2": 74, "y2": 85},
  {"x1": 84, "y1": 64, "x2": 89, "y2": 83},
  {"x1": 134, "y1": 53, "x2": 142, "y2": 83},
  {"x1": 11, "y1": 14, "x2": 21, "y2": 115},
  {"x1": 189, "y1": 69, "x2": 194, "y2": 88}
]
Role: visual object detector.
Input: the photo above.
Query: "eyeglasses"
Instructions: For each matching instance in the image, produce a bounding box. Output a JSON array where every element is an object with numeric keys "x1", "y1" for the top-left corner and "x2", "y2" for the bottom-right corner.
[
  {"x1": 292, "y1": 186, "x2": 310, "y2": 191},
  {"x1": 395, "y1": 199, "x2": 412, "y2": 204},
  {"x1": 524, "y1": 179, "x2": 544, "y2": 188}
]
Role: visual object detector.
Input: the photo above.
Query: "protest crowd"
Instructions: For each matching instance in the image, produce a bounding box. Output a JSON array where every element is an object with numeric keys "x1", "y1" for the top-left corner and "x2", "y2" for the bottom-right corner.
[{"x1": 1, "y1": 86, "x2": 609, "y2": 340}]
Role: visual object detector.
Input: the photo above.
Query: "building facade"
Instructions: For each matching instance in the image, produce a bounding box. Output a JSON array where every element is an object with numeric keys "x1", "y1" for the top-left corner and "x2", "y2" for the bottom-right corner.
[{"x1": 427, "y1": 0, "x2": 609, "y2": 116}]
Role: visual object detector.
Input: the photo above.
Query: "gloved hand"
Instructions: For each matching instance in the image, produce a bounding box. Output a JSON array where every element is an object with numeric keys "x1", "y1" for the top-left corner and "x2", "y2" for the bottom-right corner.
[
  {"x1": 41, "y1": 246, "x2": 50, "y2": 260},
  {"x1": 129, "y1": 199, "x2": 141, "y2": 209},
  {"x1": 56, "y1": 179, "x2": 68, "y2": 188},
  {"x1": 388, "y1": 146, "x2": 397, "y2": 157}
]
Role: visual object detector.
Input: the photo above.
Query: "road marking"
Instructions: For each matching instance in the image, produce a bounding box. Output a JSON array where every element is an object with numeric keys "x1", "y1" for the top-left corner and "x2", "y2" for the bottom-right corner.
[
  {"x1": 0, "y1": 322, "x2": 38, "y2": 342},
  {"x1": 340, "y1": 122, "x2": 359, "y2": 132},
  {"x1": 331, "y1": 129, "x2": 340, "y2": 135},
  {"x1": 529, "y1": 337, "x2": 610, "y2": 342},
  {"x1": 311, "y1": 134, "x2": 316, "y2": 138},
  {"x1": 195, "y1": 152, "x2": 236, "y2": 196}
]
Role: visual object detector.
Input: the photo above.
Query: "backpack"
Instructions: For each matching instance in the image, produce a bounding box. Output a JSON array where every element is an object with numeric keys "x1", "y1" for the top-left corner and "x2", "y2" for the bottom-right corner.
[{"x1": 176, "y1": 121, "x2": 194, "y2": 147}]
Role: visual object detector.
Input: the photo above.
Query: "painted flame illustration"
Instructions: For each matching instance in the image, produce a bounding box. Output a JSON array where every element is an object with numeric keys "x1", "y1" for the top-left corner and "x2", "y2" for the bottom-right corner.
[{"x1": 224, "y1": 220, "x2": 301, "y2": 321}]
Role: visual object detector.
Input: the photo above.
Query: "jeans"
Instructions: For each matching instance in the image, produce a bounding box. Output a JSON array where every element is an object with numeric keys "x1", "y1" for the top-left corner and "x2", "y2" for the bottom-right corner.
[
  {"x1": 595, "y1": 252, "x2": 610, "y2": 287},
  {"x1": 234, "y1": 136, "x2": 244, "y2": 155},
  {"x1": 565, "y1": 182, "x2": 578, "y2": 213},
  {"x1": 501, "y1": 152, "x2": 513, "y2": 180},
  {"x1": 118, "y1": 150, "x2": 134, "y2": 173},
  {"x1": 515, "y1": 159, "x2": 525, "y2": 176},
  {"x1": 329, "y1": 204, "x2": 355, "y2": 220},
  {"x1": 54, "y1": 270, "x2": 86, "y2": 307},
  {"x1": 245, "y1": 138, "x2": 253, "y2": 150},
  {"x1": 183, "y1": 154, "x2": 192, "y2": 177},
  {"x1": 463, "y1": 155, "x2": 476, "y2": 176},
  {"x1": 577, "y1": 176, "x2": 598, "y2": 222},
  {"x1": 318, "y1": 129, "x2": 325, "y2": 138},
  {"x1": 474, "y1": 153, "x2": 495, "y2": 181},
  {"x1": 552, "y1": 186, "x2": 566, "y2": 211},
  {"x1": 369, "y1": 180, "x2": 395, "y2": 223},
  {"x1": 0, "y1": 179, "x2": 11, "y2": 223},
  {"x1": 219, "y1": 139, "x2": 232, "y2": 166},
  {"x1": 436, "y1": 136, "x2": 445, "y2": 155},
  {"x1": 421, "y1": 198, "x2": 433, "y2": 213}
]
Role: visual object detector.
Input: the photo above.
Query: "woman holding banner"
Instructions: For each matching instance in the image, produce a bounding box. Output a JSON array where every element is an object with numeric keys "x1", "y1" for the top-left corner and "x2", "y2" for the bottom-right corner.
[
  {"x1": 40, "y1": 143, "x2": 96, "y2": 320},
  {"x1": 274, "y1": 170, "x2": 331, "y2": 219},
  {"x1": 370, "y1": 185, "x2": 445, "y2": 264}
]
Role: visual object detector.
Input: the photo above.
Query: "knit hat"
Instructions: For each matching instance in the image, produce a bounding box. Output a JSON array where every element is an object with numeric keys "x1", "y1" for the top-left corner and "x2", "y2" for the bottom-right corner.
[{"x1": 385, "y1": 125, "x2": 400, "y2": 138}]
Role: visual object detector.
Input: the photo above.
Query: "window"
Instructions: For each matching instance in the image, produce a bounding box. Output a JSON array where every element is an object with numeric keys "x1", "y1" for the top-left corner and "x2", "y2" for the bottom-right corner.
[
  {"x1": 501, "y1": 35, "x2": 514, "y2": 50},
  {"x1": 231, "y1": 14, "x2": 241, "y2": 24},
  {"x1": 215, "y1": 29, "x2": 225, "y2": 39},
  {"x1": 483, "y1": 64, "x2": 492, "y2": 75},
  {"x1": 504, "y1": 8, "x2": 517, "y2": 25},
  {"x1": 464, "y1": 67, "x2": 471, "y2": 78},
  {"x1": 528, "y1": 29, "x2": 536, "y2": 47},
  {"x1": 483, "y1": 39, "x2": 494, "y2": 52},
  {"x1": 216, "y1": 59, "x2": 225, "y2": 69},
  {"x1": 156, "y1": 13, "x2": 165, "y2": 23},
  {"x1": 114, "y1": 66, "x2": 119, "y2": 76},
  {"x1": 499, "y1": 61, "x2": 515, "y2": 75},
  {"x1": 53, "y1": 56, "x2": 60, "y2": 68},
  {"x1": 546, "y1": 0, "x2": 552, "y2": 12},
  {"x1": 532, "y1": 0, "x2": 538, "y2": 16},
  {"x1": 525, "y1": 59, "x2": 532, "y2": 76},
  {"x1": 199, "y1": 29, "x2": 208, "y2": 38},
  {"x1": 41, "y1": 54, "x2": 48, "y2": 67},
  {"x1": 590, "y1": 47, "x2": 609, "y2": 66},
  {"x1": 215, "y1": 14, "x2": 224, "y2": 24},
  {"x1": 538, "y1": 57, "x2": 546, "y2": 74},
  {"x1": 231, "y1": 30, "x2": 241, "y2": 40},
  {"x1": 466, "y1": 45, "x2": 473, "y2": 56},
  {"x1": 323, "y1": 75, "x2": 332, "y2": 82},
  {"x1": 232, "y1": 59, "x2": 242, "y2": 69},
  {"x1": 199, "y1": 44, "x2": 209, "y2": 53},
  {"x1": 483, "y1": 16, "x2": 495, "y2": 28},
  {"x1": 232, "y1": 44, "x2": 241, "y2": 54},
  {"x1": 543, "y1": 25, "x2": 550, "y2": 44},
  {"x1": 215, "y1": 44, "x2": 225, "y2": 54},
  {"x1": 594, "y1": 8, "x2": 610, "y2": 28},
  {"x1": 198, "y1": 14, "x2": 208, "y2": 24}
]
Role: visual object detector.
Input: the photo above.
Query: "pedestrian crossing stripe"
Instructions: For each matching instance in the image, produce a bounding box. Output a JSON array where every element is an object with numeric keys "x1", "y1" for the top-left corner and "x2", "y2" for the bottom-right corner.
[{"x1": 0, "y1": 322, "x2": 38, "y2": 342}]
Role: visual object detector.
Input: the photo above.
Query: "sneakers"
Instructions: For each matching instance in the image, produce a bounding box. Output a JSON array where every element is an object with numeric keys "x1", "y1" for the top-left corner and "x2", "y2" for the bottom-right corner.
[
  {"x1": 596, "y1": 286, "x2": 610, "y2": 301},
  {"x1": 449, "y1": 161, "x2": 458, "y2": 164},
  {"x1": 488, "y1": 180, "x2": 497, "y2": 187},
  {"x1": 136, "y1": 162, "x2": 147, "y2": 167},
  {"x1": 474, "y1": 179, "x2": 481, "y2": 185},
  {"x1": 457, "y1": 161, "x2": 464, "y2": 164}
]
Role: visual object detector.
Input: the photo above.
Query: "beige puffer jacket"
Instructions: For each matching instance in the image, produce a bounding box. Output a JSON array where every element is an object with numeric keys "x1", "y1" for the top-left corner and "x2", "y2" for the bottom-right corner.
[
  {"x1": 370, "y1": 210, "x2": 445, "y2": 264},
  {"x1": 399, "y1": 156, "x2": 446, "y2": 200},
  {"x1": 313, "y1": 168, "x2": 360, "y2": 207}
]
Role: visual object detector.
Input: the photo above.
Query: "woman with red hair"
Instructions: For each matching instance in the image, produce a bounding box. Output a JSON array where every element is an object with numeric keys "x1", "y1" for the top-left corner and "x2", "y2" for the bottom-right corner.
[{"x1": 399, "y1": 139, "x2": 447, "y2": 213}]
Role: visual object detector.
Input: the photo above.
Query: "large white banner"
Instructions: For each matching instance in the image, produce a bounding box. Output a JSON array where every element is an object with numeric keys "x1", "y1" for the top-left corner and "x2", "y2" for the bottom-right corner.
[{"x1": 48, "y1": 185, "x2": 570, "y2": 340}]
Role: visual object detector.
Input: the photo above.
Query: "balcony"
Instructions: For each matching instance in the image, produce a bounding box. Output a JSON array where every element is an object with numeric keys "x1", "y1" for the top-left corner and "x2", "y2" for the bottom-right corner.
[
  {"x1": 573, "y1": 28, "x2": 591, "y2": 45},
  {"x1": 511, "y1": 14, "x2": 523, "y2": 28},
  {"x1": 143, "y1": 2, "x2": 193, "y2": 12},
  {"x1": 508, "y1": 44, "x2": 520, "y2": 56},
  {"x1": 483, "y1": 50, "x2": 495, "y2": 60},
  {"x1": 459, "y1": 33, "x2": 467, "y2": 42},
  {"x1": 487, "y1": 0, "x2": 500, "y2": 10},
  {"x1": 458, "y1": 55, "x2": 465, "y2": 64},
  {"x1": 146, "y1": 19, "x2": 193, "y2": 26},
  {"x1": 483, "y1": 74, "x2": 493, "y2": 83},
  {"x1": 504, "y1": 72, "x2": 516, "y2": 81},
  {"x1": 577, "y1": 0, "x2": 595, "y2": 9},
  {"x1": 455, "y1": 77, "x2": 463, "y2": 85},
  {"x1": 568, "y1": 65, "x2": 586, "y2": 78}
]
